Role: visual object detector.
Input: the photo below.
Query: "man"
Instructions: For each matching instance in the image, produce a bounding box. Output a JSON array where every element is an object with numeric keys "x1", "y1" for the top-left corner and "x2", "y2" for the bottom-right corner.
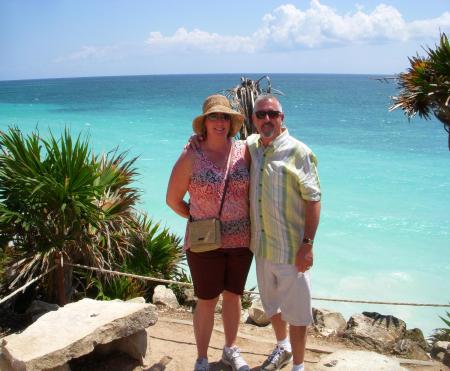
[{"x1": 248, "y1": 94, "x2": 321, "y2": 371}]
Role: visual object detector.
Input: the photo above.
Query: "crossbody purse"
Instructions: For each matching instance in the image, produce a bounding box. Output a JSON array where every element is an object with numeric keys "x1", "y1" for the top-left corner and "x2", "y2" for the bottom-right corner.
[{"x1": 188, "y1": 144, "x2": 233, "y2": 253}]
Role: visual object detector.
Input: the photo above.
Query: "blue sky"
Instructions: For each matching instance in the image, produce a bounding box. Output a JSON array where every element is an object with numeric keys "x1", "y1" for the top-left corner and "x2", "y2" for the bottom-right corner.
[{"x1": 1, "y1": 0, "x2": 449, "y2": 80}]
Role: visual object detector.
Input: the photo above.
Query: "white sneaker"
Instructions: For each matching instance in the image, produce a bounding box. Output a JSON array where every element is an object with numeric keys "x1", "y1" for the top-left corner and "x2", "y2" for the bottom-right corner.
[
  {"x1": 194, "y1": 357, "x2": 209, "y2": 371},
  {"x1": 261, "y1": 345, "x2": 293, "y2": 370},
  {"x1": 222, "y1": 346, "x2": 250, "y2": 371}
]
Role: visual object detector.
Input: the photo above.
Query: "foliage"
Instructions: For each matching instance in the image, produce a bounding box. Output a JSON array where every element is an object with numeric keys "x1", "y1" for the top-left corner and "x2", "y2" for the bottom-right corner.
[
  {"x1": 241, "y1": 286, "x2": 256, "y2": 310},
  {"x1": 429, "y1": 310, "x2": 450, "y2": 344},
  {"x1": 0, "y1": 126, "x2": 140, "y2": 301},
  {"x1": 223, "y1": 76, "x2": 284, "y2": 139},
  {"x1": 89, "y1": 275, "x2": 146, "y2": 301},
  {"x1": 390, "y1": 32, "x2": 450, "y2": 149},
  {"x1": 72, "y1": 214, "x2": 188, "y2": 302}
]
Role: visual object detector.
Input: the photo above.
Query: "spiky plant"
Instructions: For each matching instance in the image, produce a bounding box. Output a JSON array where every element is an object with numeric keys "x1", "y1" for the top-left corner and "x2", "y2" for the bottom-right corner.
[
  {"x1": 429, "y1": 311, "x2": 450, "y2": 343},
  {"x1": 390, "y1": 32, "x2": 450, "y2": 149},
  {"x1": 0, "y1": 127, "x2": 140, "y2": 302},
  {"x1": 223, "y1": 76, "x2": 284, "y2": 139}
]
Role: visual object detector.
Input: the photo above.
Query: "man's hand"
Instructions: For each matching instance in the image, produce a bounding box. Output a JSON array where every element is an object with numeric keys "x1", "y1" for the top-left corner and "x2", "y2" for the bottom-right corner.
[
  {"x1": 184, "y1": 134, "x2": 204, "y2": 150},
  {"x1": 295, "y1": 243, "x2": 313, "y2": 273}
]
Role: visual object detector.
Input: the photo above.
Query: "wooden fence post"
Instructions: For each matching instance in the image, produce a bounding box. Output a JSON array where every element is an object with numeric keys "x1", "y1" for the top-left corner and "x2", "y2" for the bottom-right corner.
[{"x1": 55, "y1": 252, "x2": 67, "y2": 306}]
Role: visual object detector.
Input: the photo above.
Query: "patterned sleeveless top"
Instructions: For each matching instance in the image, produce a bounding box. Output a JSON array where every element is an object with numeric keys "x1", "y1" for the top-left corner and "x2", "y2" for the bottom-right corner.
[{"x1": 185, "y1": 140, "x2": 250, "y2": 250}]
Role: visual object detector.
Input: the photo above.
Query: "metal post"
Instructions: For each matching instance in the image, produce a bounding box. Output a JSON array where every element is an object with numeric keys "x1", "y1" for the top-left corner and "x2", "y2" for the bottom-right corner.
[{"x1": 54, "y1": 252, "x2": 67, "y2": 306}]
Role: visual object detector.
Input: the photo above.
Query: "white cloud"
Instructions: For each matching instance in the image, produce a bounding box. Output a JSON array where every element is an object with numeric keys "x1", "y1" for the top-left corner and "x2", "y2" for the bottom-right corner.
[
  {"x1": 57, "y1": 1, "x2": 450, "y2": 61},
  {"x1": 146, "y1": 1, "x2": 450, "y2": 54},
  {"x1": 146, "y1": 28, "x2": 255, "y2": 53},
  {"x1": 54, "y1": 45, "x2": 118, "y2": 63}
]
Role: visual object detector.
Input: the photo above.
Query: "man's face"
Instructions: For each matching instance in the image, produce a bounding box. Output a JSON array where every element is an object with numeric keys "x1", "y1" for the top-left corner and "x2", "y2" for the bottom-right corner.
[{"x1": 252, "y1": 98, "x2": 284, "y2": 145}]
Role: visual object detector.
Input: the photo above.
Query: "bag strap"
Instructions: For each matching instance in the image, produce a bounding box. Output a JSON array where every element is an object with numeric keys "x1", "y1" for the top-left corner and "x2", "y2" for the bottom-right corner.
[{"x1": 217, "y1": 141, "x2": 233, "y2": 218}]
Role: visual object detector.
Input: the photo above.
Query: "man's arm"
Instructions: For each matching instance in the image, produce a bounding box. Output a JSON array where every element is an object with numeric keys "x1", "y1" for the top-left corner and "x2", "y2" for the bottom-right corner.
[{"x1": 295, "y1": 200, "x2": 321, "y2": 273}]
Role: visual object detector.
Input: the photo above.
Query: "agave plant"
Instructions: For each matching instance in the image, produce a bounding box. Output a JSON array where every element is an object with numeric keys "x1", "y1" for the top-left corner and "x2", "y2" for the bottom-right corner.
[
  {"x1": 0, "y1": 127, "x2": 140, "y2": 302},
  {"x1": 223, "y1": 76, "x2": 284, "y2": 139},
  {"x1": 429, "y1": 310, "x2": 450, "y2": 343},
  {"x1": 390, "y1": 32, "x2": 450, "y2": 149}
]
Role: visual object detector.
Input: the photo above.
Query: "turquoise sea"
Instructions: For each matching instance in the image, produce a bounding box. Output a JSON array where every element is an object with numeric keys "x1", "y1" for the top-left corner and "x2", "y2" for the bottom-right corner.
[{"x1": 0, "y1": 74, "x2": 449, "y2": 336}]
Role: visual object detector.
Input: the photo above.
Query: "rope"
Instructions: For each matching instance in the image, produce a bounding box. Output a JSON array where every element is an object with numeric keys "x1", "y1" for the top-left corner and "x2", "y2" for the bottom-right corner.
[
  {"x1": 0, "y1": 265, "x2": 56, "y2": 306},
  {"x1": 69, "y1": 263, "x2": 450, "y2": 308}
]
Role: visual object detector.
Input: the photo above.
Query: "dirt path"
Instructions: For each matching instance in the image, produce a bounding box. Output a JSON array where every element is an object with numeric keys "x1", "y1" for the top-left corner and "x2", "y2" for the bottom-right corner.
[{"x1": 143, "y1": 310, "x2": 447, "y2": 371}]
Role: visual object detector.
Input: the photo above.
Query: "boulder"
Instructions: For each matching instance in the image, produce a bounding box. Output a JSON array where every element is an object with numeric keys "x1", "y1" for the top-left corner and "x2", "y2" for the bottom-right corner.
[
  {"x1": 1, "y1": 298, "x2": 158, "y2": 371},
  {"x1": 183, "y1": 288, "x2": 197, "y2": 308},
  {"x1": 313, "y1": 308, "x2": 347, "y2": 337},
  {"x1": 126, "y1": 297, "x2": 146, "y2": 304},
  {"x1": 315, "y1": 349, "x2": 407, "y2": 370},
  {"x1": 344, "y1": 312, "x2": 406, "y2": 352},
  {"x1": 152, "y1": 285, "x2": 180, "y2": 309},
  {"x1": 25, "y1": 300, "x2": 59, "y2": 322},
  {"x1": 247, "y1": 299, "x2": 270, "y2": 326},
  {"x1": 431, "y1": 341, "x2": 450, "y2": 366},
  {"x1": 403, "y1": 328, "x2": 430, "y2": 352},
  {"x1": 393, "y1": 339, "x2": 430, "y2": 361}
]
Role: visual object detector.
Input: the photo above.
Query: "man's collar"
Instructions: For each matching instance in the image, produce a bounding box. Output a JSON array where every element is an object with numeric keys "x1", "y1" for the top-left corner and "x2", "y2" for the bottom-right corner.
[{"x1": 258, "y1": 128, "x2": 289, "y2": 148}]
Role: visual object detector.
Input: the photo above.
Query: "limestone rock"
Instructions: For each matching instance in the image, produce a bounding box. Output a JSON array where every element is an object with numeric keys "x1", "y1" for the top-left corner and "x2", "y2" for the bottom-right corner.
[
  {"x1": 247, "y1": 299, "x2": 270, "y2": 326},
  {"x1": 344, "y1": 312, "x2": 406, "y2": 352},
  {"x1": 431, "y1": 341, "x2": 450, "y2": 365},
  {"x1": 25, "y1": 300, "x2": 59, "y2": 322},
  {"x1": 182, "y1": 288, "x2": 197, "y2": 308},
  {"x1": 214, "y1": 294, "x2": 223, "y2": 314},
  {"x1": 152, "y1": 285, "x2": 180, "y2": 309},
  {"x1": 1, "y1": 298, "x2": 158, "y2": 371},
  {"x1": 313, "y1": 308, "x2": 347, "y2": 337},
  {"x1": 316, "y1": 349, "x2": 407, "y2": 370},
  {"x1": 403, "y1": 328, "x2": 430, "y2": 352},
  {"x1": 126, "y1": 297, "x2": 146, "y2": 304},
  {"x1": 393, "y1": 339, "x2": 430, "y2": 361}
]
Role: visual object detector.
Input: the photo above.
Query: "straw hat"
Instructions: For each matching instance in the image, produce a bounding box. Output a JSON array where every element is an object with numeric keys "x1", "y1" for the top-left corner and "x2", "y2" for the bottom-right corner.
[{"x1": 192, "y1": 95, "x2": 244, "y2": 137}]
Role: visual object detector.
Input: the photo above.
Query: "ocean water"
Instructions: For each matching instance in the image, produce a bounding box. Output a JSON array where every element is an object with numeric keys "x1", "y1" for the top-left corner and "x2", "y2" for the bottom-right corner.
[{"x1": 0, "y1": 74, "x2": 449, "y2": 336}]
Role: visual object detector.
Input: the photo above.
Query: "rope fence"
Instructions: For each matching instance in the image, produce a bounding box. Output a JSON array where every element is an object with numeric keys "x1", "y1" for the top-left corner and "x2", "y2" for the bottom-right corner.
[
  {"x1": 0, "y1": 265, "x2": 56, "y2": 306},
  {"x1": 1, "y1": 262, "x2": 448, "y2": 308},
  {"x1": 69, "y1": 263, "x2": 450, "y2": 308}
]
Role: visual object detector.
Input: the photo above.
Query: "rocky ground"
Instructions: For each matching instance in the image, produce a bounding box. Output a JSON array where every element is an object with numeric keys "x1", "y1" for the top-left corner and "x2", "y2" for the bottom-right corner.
[
  {"x1": 1, "y1": 304, "x2": 448, "y2": 371},
  {"x1": 61, "y1": 306, "x2": 448, "y2": 371}
]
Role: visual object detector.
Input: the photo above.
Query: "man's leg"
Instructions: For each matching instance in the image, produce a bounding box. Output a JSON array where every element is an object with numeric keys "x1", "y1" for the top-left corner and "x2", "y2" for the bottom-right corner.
[
  {"x1": 270, "y1": 312, "x2": 288, "y2": 341},
  {"x1": 290, "y1": 325, "x2": 307, "y2": 365}
]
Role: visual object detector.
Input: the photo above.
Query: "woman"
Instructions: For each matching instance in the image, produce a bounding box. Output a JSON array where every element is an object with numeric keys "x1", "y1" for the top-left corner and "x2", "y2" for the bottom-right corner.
[{"x1": 166, "y1": 94, "x2": 252, "y2": 371}]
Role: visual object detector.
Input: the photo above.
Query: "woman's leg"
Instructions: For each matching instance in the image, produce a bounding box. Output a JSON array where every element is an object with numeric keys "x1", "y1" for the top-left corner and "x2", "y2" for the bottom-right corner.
[
  {"x1": 221, "y1": 290, "x2": 241, "y2": 347},
  {"x1": 193, "y1": 296, "x2": 220, "y2": 358}
]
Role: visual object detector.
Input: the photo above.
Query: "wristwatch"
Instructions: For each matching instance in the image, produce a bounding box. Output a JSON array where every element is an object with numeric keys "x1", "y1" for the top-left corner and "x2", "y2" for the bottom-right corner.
[{"x1": 302, "y1": 237, "x2": 314, "y2": 245}]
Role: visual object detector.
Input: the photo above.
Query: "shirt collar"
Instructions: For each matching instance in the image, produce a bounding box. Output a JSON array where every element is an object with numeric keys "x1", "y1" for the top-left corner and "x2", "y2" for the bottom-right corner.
[{"x1": 258, "y1": 128, "x2": 289, "y2": 149}]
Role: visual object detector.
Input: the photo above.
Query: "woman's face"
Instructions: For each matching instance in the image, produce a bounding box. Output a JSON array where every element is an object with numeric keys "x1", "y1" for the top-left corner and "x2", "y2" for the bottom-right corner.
[{"x1": 204, "y1": 113, "x2": 231, "y2": 138}]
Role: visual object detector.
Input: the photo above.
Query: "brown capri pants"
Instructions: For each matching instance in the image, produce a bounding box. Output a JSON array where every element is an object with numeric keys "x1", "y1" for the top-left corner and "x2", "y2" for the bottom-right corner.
[{"x1": 186, "y1": 247, "x2": 253, "y2": 300}]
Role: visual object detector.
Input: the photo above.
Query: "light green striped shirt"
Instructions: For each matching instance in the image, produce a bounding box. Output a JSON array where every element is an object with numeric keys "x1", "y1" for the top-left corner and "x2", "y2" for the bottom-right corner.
[{"x1": 247, "y1": 129, "x2": 321, "y2": 264}]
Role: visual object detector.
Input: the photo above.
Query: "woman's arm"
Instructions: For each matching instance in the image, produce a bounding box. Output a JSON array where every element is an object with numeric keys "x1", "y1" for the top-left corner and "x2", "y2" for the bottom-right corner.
[{"x1": 166, "y1": 149, "x2": 193, "y2": 219}]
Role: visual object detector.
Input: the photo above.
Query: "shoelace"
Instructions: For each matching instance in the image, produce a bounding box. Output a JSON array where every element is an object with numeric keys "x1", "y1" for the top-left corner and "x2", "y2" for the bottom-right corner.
[{"x1": 268, "y1": 347, "x2": 284, "y2": 364}]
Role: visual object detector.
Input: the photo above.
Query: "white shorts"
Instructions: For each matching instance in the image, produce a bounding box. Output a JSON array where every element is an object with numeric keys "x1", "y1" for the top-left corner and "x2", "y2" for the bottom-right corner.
[{"x1": 256, "y1": 257, "x2": 313, "y2": 326}]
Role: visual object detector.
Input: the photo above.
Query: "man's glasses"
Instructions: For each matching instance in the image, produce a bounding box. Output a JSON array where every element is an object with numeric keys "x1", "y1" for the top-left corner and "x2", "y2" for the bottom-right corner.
[
  {"x1": 207, "y1": 113, "x2": 231, "y2": 121},
  {"x1": 254, "y1": 110, "x2": 281, "y2": 119}
]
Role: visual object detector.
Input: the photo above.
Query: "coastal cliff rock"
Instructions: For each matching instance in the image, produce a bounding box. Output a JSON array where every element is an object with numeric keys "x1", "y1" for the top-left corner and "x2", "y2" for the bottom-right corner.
[
  {"x1": 431, "y1": 341, "x2": 450, "y2": 366},
  {"x1": 344, "y1": 312, "x2": 406, "y2": 352},
  {"x1": 313, "y1": 308, "x2": 347, "y2": 337}
]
